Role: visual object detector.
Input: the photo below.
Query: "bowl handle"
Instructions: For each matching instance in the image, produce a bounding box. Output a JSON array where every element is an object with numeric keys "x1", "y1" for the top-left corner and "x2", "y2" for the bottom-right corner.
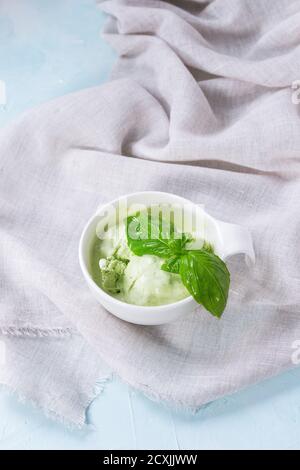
[{"x1": 216, "y1": 220, "x2": 255, "y2": 265}]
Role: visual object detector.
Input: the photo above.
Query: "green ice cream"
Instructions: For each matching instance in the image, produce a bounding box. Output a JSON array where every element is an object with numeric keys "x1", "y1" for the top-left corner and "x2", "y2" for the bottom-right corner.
[{"x1": 90, "y1": 221, "x2": 189, "y2": 306}]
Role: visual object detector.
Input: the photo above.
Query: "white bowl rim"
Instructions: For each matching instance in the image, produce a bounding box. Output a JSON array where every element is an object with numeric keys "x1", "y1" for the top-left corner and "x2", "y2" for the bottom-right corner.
[{"x1": 79, "y1": 191, "x2": 219, "y2": 313}]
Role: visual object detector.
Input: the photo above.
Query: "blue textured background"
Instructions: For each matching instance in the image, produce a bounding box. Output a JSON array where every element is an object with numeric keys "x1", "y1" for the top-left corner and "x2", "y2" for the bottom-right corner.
[{"x1": 0, "y1": 0, "x2": 300, "y2": 450}]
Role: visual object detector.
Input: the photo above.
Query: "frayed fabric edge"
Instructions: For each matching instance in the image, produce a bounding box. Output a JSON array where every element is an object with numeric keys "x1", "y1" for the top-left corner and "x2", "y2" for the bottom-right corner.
[
  {"x1": 124, "y1": 379, "x2": 202, "y2": 415},
  {"x1": 0, "y1": 373, "x2": 112, "y2": 430},
  {"x1": 112, "y1": 362, "x2": 296, "y2": 417},
  {"x1": 0, "y1": 326, "x2": 76, "y2": 338}
]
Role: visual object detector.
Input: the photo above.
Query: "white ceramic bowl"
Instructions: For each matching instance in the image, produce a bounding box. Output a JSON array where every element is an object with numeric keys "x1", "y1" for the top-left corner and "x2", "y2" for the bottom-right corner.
[{"x1": 79, "y1": 191, "x2": 255, "y2": 325}]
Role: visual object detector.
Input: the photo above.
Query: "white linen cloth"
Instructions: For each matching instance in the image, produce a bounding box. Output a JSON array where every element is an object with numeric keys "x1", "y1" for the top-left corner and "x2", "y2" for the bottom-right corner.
[{"x1": 0, "y1": 0, "x2": 300, "y2": 426}]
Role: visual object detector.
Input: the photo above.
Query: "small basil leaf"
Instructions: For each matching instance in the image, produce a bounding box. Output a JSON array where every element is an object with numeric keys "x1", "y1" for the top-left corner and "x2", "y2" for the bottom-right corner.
[
  {"x1": 179, "y1": 250, "x2": 230, "y2": 318},
  {"x1": 127, "y1": 213, "x2": 174, "y2": 258},
  {"x1": 126, "y1": 211, "x2": 191, "y2": 259},
  {"x1": 161, "y1": 256, "x2": 182, "y2": 274},
  {"x1": 167, "y1": 233, "x2": 193, "y2": 254},
  {"x1": 202, "y1": 241, "x2": 214, "y2": 253}
]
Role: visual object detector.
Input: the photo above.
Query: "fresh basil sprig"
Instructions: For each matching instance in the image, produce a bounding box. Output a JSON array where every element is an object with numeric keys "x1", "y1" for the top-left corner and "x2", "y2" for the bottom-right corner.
[
  {"x1": 126, "y1": 211, "x2": 230, "y2": 318},
  {"x1": 126, "y1": 211, "x2": 192, "y2": 258},
  {"x1": 161, "y1": 255, "x2": 182, "y2": 274}
]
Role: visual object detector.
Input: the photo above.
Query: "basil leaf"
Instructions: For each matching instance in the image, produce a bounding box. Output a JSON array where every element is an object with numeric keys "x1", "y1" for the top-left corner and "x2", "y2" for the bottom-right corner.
[
  {"x1": 179, "y1": 250, "x2": 230, "y2": 318},
  {"x1": 161, "y1": 255, "x2": 182, "y2": 274},
  {"x1": 167, "y1": 233, "x2": 193, "y2": 254},
  {"x1": 126, "y1": 210, "x2": 231, "y2": 318},
  {"x1": 126, "y1": 211, "x2": 191, "y2": 258},
  {"x1": 202, "y1": 241, "x2": 214, "y2": 254}
]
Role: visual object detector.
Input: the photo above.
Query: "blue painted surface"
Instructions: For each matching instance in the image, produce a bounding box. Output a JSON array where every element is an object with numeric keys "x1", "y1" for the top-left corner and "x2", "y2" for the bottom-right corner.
[
  {"x1": 0, "y1": 0, "x2": 299, "y2": 450},
  {"x1": 0, "y1": 0, "x2": 115, "y2": 126}
]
